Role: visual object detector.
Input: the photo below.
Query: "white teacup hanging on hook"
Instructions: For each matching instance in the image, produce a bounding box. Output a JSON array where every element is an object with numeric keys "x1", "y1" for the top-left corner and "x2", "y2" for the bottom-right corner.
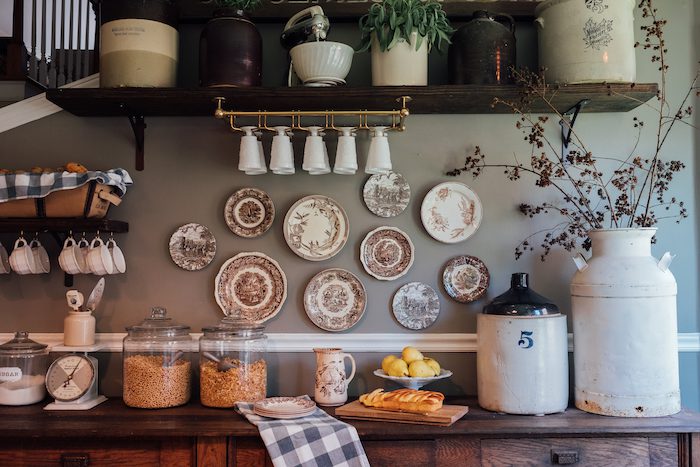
[
  {"x1": 333, "y1": 127, "x2": 358, "y2": 175},
  {"x1": 238, "y1": 126, "x2": 266, "y2": 174},
  {"x1": 270, "y1": 126, "x2": 295, "y2": 175},
  {"x1": 303, "y1": 126, "x2": 330, "y2": 174},
  {"x1": 365, "y1": 126, "x2": 392, "y2": 175}
]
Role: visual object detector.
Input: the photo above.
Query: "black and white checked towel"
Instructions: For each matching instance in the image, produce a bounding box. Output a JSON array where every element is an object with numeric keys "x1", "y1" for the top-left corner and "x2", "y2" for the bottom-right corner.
[
  {"x1": 236, "y1": 398, "x2": 371, "y2": 467},
  {"x1": 0, "y1": 169, "x2": 133, "y2": 203}
]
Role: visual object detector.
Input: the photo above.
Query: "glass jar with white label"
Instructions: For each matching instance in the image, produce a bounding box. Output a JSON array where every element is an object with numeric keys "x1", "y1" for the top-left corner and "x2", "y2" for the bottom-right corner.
[{"x1": 0, "y1": 332, "x2": 49, "y2": 405}]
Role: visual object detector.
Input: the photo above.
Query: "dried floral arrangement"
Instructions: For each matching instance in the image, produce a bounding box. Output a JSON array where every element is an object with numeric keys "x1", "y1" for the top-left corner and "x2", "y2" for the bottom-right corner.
[{"x1": 447, "y1": 0, "x2": 699, "y2": 260}]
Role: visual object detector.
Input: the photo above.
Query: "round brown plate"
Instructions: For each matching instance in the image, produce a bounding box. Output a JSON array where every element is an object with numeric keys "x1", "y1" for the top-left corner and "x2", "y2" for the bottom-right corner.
[
  {"x1": 169, "y1": 223, "x2": 216, "y2": 271},
  {"x1": 224, "y1": 188, "x2": 275, "y2": 238},
  {"x1": 442, "y1": 255, "x2": 490, "y2": 303}
]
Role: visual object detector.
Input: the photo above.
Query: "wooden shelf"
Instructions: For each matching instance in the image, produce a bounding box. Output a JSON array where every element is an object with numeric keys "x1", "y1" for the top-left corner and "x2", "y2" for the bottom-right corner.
[
  {"x1": 180, "y1": 0, "x2": 541, "y2": 22},
  {"x1": 0, "y1": 218, "x2": 128, "y2": 234},
  {"x1": 46, "y1": 84, "x2": 658, "y2": 117}
]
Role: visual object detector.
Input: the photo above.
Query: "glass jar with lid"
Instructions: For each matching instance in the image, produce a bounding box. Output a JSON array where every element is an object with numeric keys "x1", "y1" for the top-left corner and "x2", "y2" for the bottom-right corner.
[
  {"x1": 199, "y1": 317, "x2": 267, "y2": 408},
  {"x1": 123, "y1": 307, "x2": 192, "y2": 408},
  {"x1": 0, "y1": 332, "x2": 48, "y2": 405}
]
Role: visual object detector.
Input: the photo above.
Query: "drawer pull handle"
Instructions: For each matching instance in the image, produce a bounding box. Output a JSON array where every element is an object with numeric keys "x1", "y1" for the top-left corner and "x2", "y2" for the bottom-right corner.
[
  {"x1": 61, "y1": 453, "x2": 90, "y2": 467},
  {"x1": 551, "y1": 450, "x2": 579, "y2": 465}
]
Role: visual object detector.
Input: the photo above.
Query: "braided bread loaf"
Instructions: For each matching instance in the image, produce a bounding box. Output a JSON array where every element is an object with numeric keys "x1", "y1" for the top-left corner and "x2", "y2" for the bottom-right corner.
[{"x1": 359, "y1": 388, "x2": 444, "y2": 413}]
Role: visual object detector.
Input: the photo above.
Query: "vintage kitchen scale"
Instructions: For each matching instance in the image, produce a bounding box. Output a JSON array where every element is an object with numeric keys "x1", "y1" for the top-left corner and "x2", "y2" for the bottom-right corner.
[{"x1": 44, "y1": 279, "x2": 107, "y2": 410}]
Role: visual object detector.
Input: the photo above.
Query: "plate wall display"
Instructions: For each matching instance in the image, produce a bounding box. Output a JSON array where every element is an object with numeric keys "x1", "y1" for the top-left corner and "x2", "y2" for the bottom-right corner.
[
  {"x1": 420, "y1": 181, "x2": 483, "y2": 243},
  {"x1": 168, "y1": 223, "x2": 216, "y2": 271},
  {"x1": 224, "y1": 188, "x2": 275, "y2": 238},
  {"x1": 283, "y1": 195, "x2": 349, "y2": 261},
  {"x1": 392, "y1": 282, "x2": 440, "y2": 330},
  {"x1": 442, "y1": 255, "x2": 490, "y2": 303},
  {"x1": 360, "y1": 227, "x2": 414, "y2": 281},
  {"x1": 215, "y1": 252, "x2": 287, "y2": 323},
  {"x1": 304, "y1": 268, "x2": 367, "y2": 332},
  {"x1": 363, "y1": 171, "x2": 411, "y2": 217}
]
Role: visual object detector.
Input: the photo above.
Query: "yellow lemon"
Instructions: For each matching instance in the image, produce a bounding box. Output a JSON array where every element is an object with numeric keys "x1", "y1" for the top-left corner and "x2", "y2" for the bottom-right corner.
[
  {"x1": 424, "y1": 357, "x2": 441, "y2": 376},
  {"x1": 386, "y1": 358, "x2": 409, "y2": 377},
  {"x1": 401, "y1": 346, "x2": 424, "y2": 364},
  {"x1": 381, "y1": 355, "x2": 398, "y2": 374},
  {"x1": 408, "y1": 360, "x2": 435, "y2": 378}
]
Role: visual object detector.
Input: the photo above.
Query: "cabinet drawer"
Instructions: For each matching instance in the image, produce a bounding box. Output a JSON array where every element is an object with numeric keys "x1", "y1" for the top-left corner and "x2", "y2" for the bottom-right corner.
[
  {"x1": 481, "y1": 436, "x2": 678, "y2": 467},
  {"x1": 0, "y1": 438, "x2": 194, "y2": 467}
]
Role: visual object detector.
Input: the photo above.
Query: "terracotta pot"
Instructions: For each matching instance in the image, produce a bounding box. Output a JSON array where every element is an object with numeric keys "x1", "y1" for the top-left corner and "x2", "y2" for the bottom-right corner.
[
  {"x1": 199, "y1": 9, "x2": 262, "y2": 87},
  {"x1": 571, "y1": 228, "x2": 680, "y2": 417}
]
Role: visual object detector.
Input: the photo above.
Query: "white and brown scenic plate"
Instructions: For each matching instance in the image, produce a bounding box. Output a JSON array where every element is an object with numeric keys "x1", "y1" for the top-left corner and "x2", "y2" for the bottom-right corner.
[
  {"x1": 214, "y1": 252, "x2": 287, "y2": 323},
  {"x1": 168, "y1": 223, "x2": 216, "y2": 271},
  {"x1": 283, "y1": 195, "x2": 349, "y2": 261},
  {"x1": 392, "y1": 282, "x2": 440, "y2": 330},
  {"x1": 224, "y1": 187, "x2": 275, "y2": 238},
  {"x1": 363, "y1": 171, "x2": 411, "y2": 218},
  {"x1": 304, "y1": 268, "x2": 367, "y2": 332},
  {"x1": 421, "y1": 181, "x2": 483, "y2": 243},
  {"x1": 254, "y1": 396, "x2": 316, "y2": 413},
  {"x1": 360, "y1": 227, "x2": 414, "y2": 281},
  {"x1": 443, "y1": 255, "x2": 490, "y2": 303}
]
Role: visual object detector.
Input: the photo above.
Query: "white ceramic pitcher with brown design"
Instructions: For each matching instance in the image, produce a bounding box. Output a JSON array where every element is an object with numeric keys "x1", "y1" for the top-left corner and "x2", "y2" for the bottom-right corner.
[{"x1": 313, "y1": 348, "x2": 356, "y2": 406}]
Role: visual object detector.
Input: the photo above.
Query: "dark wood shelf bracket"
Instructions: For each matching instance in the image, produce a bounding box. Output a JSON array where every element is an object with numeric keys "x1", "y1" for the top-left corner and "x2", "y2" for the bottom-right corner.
[
  {"x1": 127, "y1": 114, "x2": 146, "y2": 171},
  {"x1": 560, "y1": 99, "x2": 589, "y2": 156}
]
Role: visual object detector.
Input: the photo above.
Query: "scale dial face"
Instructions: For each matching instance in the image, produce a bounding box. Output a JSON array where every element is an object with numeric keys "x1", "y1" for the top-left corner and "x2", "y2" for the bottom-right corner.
[{"x1": 45, "y1": 354, "x2": 95, "y2": 402}]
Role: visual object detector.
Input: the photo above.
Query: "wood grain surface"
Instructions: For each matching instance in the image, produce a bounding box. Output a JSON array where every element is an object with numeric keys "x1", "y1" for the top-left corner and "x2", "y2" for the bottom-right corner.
[{"x1": 335, "y1": 400, "x2": 469, "y2": 426}]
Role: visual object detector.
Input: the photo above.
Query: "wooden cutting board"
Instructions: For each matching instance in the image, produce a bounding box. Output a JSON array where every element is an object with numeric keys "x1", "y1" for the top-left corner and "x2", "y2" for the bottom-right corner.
[{"x1": 335, "y1": 400, "x2": 469, "y2": 426}]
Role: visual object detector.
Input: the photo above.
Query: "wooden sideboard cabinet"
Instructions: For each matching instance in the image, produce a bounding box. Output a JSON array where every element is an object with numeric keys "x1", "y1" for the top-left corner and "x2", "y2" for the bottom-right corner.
[{"x1": 0, "y1": 399, "x2": 698, "y2": 467}]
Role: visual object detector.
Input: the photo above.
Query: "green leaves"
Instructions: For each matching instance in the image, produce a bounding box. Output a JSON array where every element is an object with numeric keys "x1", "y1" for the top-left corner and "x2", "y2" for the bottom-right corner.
[
  {"x1": 204, "y1": 0, "x2": 261, "y2": 13},
  {"x1": 357, "y1": 0, "x2": 454, "y2": 53}
]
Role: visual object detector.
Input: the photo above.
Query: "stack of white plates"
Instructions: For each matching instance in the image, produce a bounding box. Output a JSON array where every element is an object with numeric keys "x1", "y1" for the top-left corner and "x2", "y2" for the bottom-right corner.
[
  {"x1": 304, "y1": 77, "x2": 347, "y2": 87},
  {"x1": 253, "y1": 396, "x2": 317, "y2": 419}
]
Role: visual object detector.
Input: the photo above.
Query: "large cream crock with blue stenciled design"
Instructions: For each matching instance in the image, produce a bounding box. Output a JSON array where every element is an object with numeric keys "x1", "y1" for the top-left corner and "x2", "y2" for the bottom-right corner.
[{"x1": 535, "y1": 0, "x2": 636, "y2": 83}]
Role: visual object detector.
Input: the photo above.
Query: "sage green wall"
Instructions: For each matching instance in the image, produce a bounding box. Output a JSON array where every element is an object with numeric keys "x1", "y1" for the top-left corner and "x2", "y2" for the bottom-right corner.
[{"x1": 0, "y1": 0, "x2": 698, "y2": 407}]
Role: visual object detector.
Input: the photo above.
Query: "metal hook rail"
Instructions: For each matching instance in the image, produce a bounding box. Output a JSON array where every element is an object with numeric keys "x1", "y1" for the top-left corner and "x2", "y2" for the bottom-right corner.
[{"x1": 213, "y1": 96, "x2": 412, "y2": 133}]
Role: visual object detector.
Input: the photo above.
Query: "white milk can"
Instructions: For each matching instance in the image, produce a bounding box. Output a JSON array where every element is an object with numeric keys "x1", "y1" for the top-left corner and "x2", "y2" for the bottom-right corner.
[
  {"x1": 571, "y1": 228, "x2": 680, "y2": 417},
  {"x1": 535, "y1": 0, "x2": 636, "y2": 83},
  {"x1": 477, "y1": 273, "x2": 569, "y2": 415}
]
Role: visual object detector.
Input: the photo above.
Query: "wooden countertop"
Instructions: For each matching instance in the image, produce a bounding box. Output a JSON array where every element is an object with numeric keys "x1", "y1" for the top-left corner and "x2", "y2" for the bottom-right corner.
[{"x1": 2, "y1": 398, "x2": 700, "y2": 439}]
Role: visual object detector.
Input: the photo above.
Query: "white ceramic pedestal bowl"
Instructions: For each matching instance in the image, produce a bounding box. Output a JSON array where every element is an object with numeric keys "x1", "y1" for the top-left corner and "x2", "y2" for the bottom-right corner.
[
  {"x1": 290, "y1": 41, "x2": 354, "y2": 85},
  {"x1": 373, "y1": 369, "x2": 453, "y2": 390}
]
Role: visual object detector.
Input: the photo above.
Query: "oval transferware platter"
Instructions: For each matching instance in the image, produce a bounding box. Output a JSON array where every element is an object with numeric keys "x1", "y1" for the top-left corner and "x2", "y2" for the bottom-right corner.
[
  {"x1": 442, "y1": 255, "x2": 490, "y2": 303},
  {"x1": 283, "y1": 195, "x2": 349, "y2": 261},
  {"x1": 392, "y1": 282, "x2": 440, "y2": 330},
  {"x1": 304, "y1": 268, "x2": 367, "y2": 332},
  {"x1": 360, "y1": 226, "x2": 414, "y2": 281},
  {"x1": 169, "y1": 223, "x2": 216, "y2": 271},
  {"x1": 224, "y1": 187, "x2": 275, "y2": 238},
  {"x1": 215, "y1": 252, "x2": 287, "y2": 323},
  {"x1": 420, "y1": 182, "x2": 483, "y2": 243}
]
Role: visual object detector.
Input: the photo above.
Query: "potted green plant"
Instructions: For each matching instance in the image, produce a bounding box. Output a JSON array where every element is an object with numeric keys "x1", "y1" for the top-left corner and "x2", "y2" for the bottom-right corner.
[
  {"x1": 99, "y1": 0, "x2": 179, "y2": 88},
  {"x1": 357, "y1": 0, "x2": 453, "y2": 86},
  {"x1": 199, "y1": 0, "x2": 262, "y2": 87}
]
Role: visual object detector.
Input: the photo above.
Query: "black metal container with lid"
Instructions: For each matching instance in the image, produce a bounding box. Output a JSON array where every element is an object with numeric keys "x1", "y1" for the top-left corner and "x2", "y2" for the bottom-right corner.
[
  {"x1": 483, "y1": 272, "x2": 560, "y2": 316},
  {"x1": 199, "y1": 317, "x2": 268, "y2": 408},
  {"x1": 123, "y1": 307, "x2": 192, "y2": 408},
  {"x1": 0, "y1": 332, "x2": 48, "y2": 405},
  {"x1": 448, "y1": 10, "x2": 516, "y2": 85}
]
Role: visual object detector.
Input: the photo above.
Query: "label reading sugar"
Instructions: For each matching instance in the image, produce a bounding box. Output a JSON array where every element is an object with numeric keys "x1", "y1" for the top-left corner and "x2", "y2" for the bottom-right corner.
[{"x1": 0, "y1": 367, "x2": 22, "y2": 382}]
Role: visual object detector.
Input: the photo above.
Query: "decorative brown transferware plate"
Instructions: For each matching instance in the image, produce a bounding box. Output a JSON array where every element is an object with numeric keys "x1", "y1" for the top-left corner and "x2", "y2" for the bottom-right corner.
[
  {"x1": 283, "y1": 195, "x2": 349, "y2": 261},
  {"x1": 304, "y1": 268, "x2": 367, "y2": 332},
  {"x1": 360, "y1": 226, "x2": 414, "y2": 281},
  {"x1": 214, "y1": 252, "x2": 287, "y2": 323},
  {"x1": 442, "y1": 255, "x2": 490, "y2": 303},
  {"x1": 421, "y1": 182, "x2": 483, "y2": 243},
  {"x1": 224, "y1": 187, "x2": 275, "y2": 238},
  {"x1": 392, "y1": 282, "x2": 440, "y2": 330},
  {"x1": 363, "y1": 171, "x2": 411, "y2": 218},
  {"x1": 254, "y1": 396, "x2": 317, "y2": 413},
  {"x1": 168, "y1": 223, "x2": 216, "y2": 271}
]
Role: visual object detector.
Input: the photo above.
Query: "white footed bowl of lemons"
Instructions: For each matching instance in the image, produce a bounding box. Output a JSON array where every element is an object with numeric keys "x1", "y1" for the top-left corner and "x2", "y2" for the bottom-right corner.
[{"x1": 374, "y1": 346, "x2": 453, "y2": 390}]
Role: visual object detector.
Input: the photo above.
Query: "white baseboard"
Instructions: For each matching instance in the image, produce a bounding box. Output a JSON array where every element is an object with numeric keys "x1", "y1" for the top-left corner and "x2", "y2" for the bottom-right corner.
[{"x1": 2, "y1": 332, "x2": 699, "y2": 354}]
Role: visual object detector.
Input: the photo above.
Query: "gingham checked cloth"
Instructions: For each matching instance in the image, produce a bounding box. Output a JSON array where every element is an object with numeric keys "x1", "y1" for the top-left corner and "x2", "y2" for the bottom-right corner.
[
  {"x1": 0, "y1": 169, "x2": 133, "y2": 202},
  {"x1": 236, "y1": 398, "x2": 370, "y2": 467}
]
